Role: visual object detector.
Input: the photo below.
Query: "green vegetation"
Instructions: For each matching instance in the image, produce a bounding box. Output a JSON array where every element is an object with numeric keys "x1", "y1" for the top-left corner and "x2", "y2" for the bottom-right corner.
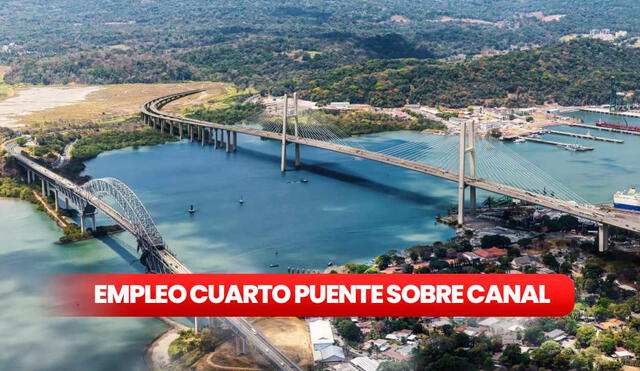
[
  {"x1": 0, "y1": 70, "x2": 12, "y2": 100},
  {"x1": 312, "y1": 110, "x2": 445, "y2": 136},
  {"x1": 71, "y1": 129, "x2": 177, "y2": 161},
  {"x1": 5, "y1": 1, "x2": 640, "y2": 92},
  {"x1": 333, "y1": 318, "x2": 363, "y2": 343},
  {"x1": 186, "y1": 102, "x2": 265, "y2": 125},
  {"x1": 28, "y1": 132, "x2": 81, "y2": 160},
  {"x1": 58, "y1": 224, "x2": 123, "y2": 244},
  {"x1": 0, "y1": 176, "x2": 36, "y2": 202},
  {"x1": 167, "y1": 328, "x2": 219, "y2": 369},
  {"x1": 292, "y1": 39, "x2": 640, "y2": 107},
  {"x1": 53, "y1": 128, "x2": 173, "y2": 178}
]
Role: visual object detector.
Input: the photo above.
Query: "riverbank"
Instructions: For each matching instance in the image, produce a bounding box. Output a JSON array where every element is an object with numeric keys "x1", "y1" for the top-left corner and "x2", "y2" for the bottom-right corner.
[{"x1": 144, "y1": 318, "x2": 189, "y2": 371}]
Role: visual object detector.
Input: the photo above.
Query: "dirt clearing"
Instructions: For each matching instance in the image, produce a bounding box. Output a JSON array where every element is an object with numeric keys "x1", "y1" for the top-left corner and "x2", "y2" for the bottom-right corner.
[{"x1": 15, "y1": 82, "x2": 230, "y2": 124}]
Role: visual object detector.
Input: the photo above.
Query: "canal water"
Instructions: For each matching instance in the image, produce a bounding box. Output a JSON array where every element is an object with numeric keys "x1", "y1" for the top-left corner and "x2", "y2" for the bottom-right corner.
[{"x1": 1, "y1": 110, "x2": 639, "y2": 369}]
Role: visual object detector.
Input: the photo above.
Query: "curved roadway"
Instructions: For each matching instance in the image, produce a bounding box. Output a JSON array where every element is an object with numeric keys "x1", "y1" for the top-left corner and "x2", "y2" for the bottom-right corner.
[{"x1": 142, "y1": 90, "x2": 640, "y2": 234}]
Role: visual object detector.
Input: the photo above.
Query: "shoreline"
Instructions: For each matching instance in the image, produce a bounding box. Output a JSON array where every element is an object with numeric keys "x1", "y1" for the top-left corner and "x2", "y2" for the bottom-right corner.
[{"x1": 143, "y1": 318, "x2": 189, "y2": 371}]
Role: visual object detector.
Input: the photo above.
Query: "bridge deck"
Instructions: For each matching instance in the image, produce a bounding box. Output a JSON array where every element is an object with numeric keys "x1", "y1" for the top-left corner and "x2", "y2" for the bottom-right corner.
[
  {"x1": 3, "y1": 140, "x2": 300, "y2": 371},
  {"x1": 142, "y1": 91, "x2": 640, "y2": 234}
]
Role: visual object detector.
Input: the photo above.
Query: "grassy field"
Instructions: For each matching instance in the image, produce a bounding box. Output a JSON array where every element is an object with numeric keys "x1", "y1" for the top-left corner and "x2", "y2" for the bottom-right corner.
[
  {"x1": 19, "y1": 82, "x2": 231, "y2": 125},
  {"x1": 250, "y1": 317, "x2": 313, "y2": 368},
  {"x1": 0, "y1": 66, "x2": 14, "y2": 101}
]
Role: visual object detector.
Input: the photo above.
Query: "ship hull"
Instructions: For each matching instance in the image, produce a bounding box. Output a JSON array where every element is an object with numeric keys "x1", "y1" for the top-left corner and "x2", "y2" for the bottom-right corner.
[
  {"x1": 614, "y1": 203, "x2": 640, "y2": 212},
  {"x1": 596, "y1": 121, "x2": 640, "y2": 132}
]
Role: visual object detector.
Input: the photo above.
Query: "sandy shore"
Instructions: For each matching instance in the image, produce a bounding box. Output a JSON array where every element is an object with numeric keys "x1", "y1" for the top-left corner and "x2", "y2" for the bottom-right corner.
[
  {"x1": 0, "y1": 85, "x2": 103, "y2": 127},
  {"x1": 144, "y1": 318, "x2": 189, "y2": 371}
]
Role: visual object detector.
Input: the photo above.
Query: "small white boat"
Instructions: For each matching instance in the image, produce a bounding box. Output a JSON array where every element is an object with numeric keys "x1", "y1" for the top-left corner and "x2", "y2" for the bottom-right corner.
[{"x1": 514, "y1": 138, "x2": 526, "y2": 143}]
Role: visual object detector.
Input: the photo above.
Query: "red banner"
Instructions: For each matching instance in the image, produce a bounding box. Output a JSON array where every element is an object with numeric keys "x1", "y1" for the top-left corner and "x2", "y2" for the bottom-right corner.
[{"x1": 50, "y1": 274, "x2": 574, "y2": 317}]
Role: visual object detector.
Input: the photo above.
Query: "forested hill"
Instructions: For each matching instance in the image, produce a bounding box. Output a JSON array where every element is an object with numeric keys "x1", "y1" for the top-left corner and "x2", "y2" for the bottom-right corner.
[
  {"x1": 3, "y1": 0, "x2": 640, "y2": 90},
  {"x1": 288, "y1": 39, "x2": 640, "y2": 108}
]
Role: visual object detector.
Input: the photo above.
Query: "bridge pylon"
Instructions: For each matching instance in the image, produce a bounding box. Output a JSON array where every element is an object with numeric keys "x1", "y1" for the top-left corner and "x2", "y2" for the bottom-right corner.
[
  {"x1": 457, "y1": 120, "x2": 477, "y2": 225},
  {"x1": 280, "y1": 93, "x2": 301, "y2": 171},
  {"x1": 281, "y1": 94, "x2": 288, "y2": 172}
]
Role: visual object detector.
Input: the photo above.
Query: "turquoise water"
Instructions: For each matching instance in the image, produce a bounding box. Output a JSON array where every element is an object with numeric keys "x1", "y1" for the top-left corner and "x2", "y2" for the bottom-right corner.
[
  {"x1": 1, "y1": 110, "x2": 639, "y2": 369},
  {"x1": 0, "y1": 199, "x2": 165, "y2": 371}
]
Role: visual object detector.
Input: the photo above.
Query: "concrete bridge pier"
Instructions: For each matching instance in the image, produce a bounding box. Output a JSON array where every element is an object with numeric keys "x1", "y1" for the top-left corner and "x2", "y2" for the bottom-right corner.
[
  {"x1": 235, "y1": 335, "x2": 248, "y2": 355},
  {"x1": 80, "y1": 212, "x2": 96, "y2": 233},
  {"x1": 41, "y1": 178, "x2": 46, "y2": 197},
  {"x1": 214, "y1": 129, "x2": 219, "y2": 149},
  {"x1": 179, "y1": 123, "x2": 183, "y2": 138},
  {"x1": 225, "y1": 130, "x2": 231, "y2": 152},
  {"x1": 232, "y1": 132, "x2": 237, "y2": 152},
  {"x1": 189, "y1": 125, "x2": 194, "y2": 142},
  {"x1": 208, "y1": 128, "x2": 213, "y2": 146},
  {"x1": 201, "y1": 126, "x2": 205, "y2": 146},
  {"x1": 53, "y1": 190, "x2": 59, "y2": 212},
  {"x1": 598, "y1": 223, "x2": 610, "y2": 252},
  {"x1": 64, "y1": 197, "x2": 70, "y2": 210}
]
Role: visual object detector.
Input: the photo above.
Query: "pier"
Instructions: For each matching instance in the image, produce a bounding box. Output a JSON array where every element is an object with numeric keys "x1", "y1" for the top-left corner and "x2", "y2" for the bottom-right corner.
[
  {"x1": 523, "y1": 137, "x2": 594, "y2": 150},
  {"x1": 567, "y1": 122, "x2": 640, "y2": 136},
  {"x1": 544, "y1": 129, "x2": 623, "y2": 143},
  {"x1": 580, "y1": 107, "x2": 640, "y2": 119}
]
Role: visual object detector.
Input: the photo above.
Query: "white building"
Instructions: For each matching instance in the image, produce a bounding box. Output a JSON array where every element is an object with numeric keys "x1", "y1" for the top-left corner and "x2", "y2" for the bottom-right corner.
[
  {"x1": 351, "y1": 357, "x2": 381, "y2": 371},
  {"x1": 309, "y1": 319, "x2": 335, "y2": 351},
  {"x1": 318, "y1": 345, "x2": 346, "y2": 362}
]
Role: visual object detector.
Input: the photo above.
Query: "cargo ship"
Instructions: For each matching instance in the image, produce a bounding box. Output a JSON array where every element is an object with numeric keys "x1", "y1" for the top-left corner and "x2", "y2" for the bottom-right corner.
[
  {"x1": 613, "y1": 188, "x2": 640, "y2": 212},
  {"x1": 596, "y1": 120, "x2": 640, "y2": 132}
]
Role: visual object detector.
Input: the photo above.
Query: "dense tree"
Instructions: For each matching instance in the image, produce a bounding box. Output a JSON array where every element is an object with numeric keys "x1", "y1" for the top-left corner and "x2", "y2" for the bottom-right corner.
[{"x1": 576, "y1": 326, "x2": 596, "y2": 348}]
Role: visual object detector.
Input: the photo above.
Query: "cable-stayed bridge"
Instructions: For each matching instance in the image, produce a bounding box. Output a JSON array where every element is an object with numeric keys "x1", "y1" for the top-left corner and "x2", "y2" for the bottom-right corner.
[{"x1": 142, "y1": 90, "x2": 640, "y2": 252}]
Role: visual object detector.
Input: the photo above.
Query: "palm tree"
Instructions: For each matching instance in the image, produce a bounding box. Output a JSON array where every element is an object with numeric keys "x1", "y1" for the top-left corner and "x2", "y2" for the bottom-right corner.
[{"x1": 482, "y1": 196, "x2": 495, "y2": 208}]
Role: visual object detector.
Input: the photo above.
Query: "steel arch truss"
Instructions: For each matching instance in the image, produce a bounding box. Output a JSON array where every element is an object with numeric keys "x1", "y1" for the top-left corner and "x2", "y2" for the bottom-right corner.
[{"x1": 81, "y1": 177, "x2": 164, "y2": 248}]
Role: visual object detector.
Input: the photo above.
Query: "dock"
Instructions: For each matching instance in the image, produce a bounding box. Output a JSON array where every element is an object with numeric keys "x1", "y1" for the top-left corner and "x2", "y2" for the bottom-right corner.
[
  {"x1": 544, "y1": 129, "x2": 623, "y2": 143},
  {"x1": 567, "y1": 123, "x2": 640, "y2": 136},
  {"x1": 523, "y1": 137, "x2": 594, "y2": 150},
  {"x1": 580, "y1": 107, "x2": 640, "y2": 119}
]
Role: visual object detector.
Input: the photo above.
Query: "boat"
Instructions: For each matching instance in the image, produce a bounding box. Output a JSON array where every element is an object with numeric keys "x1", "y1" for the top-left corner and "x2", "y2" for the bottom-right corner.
[
  {"x1": 563, "y1": 144, "x2": 591, "y2": 152},
  {"x1": 614, "y1": 188, "x2": 640, "y2": 212},
  {"x1": 300, "y1": 178, "x2": 309, "y2": 184},
  {"x1": 238, "y1": 196, "x2": 244, "y2": 205},
  {"x1": 500, "y1": 134, "x2": 519, "y2": 142},
  {"x1": 327, "y1": 261, "x2": 334, "y2": 267},
  {"x1": 188, "y1": 204, "x2": 196, "y2": 214},
  {"x1": 514, "y1": 138, "x2": 526, "y2": 143},
  {"x1": 596, "y1": 120, "x2": 640, "y2": 132},
  {"x1": 269, "y1": 264, "x2": 279, "y2": 268}
]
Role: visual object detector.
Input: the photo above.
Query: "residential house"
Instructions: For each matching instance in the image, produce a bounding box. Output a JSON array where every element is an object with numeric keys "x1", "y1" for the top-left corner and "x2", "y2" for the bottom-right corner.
[
  {"x1": 596, "y1": 318, "x2": 625, "y2": 331},
  {"x1": 373, "y1": 339, "x2": 391, "y2": 352},
  {"x1": 511, "y1": 255, "x2": 541, "y2": 270},
  {"x1": 544, "y1": 329, "x2": 567, "y2": 342},
  {"x1": 351, "y1": 357, "x2": 380, "y2": 371},
  {"x1": 613, "y1": 347, "x2": 636, "y2": 360},
  {"x1": 502, "y1": 334, "x2": 523, "y2": 346}
]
